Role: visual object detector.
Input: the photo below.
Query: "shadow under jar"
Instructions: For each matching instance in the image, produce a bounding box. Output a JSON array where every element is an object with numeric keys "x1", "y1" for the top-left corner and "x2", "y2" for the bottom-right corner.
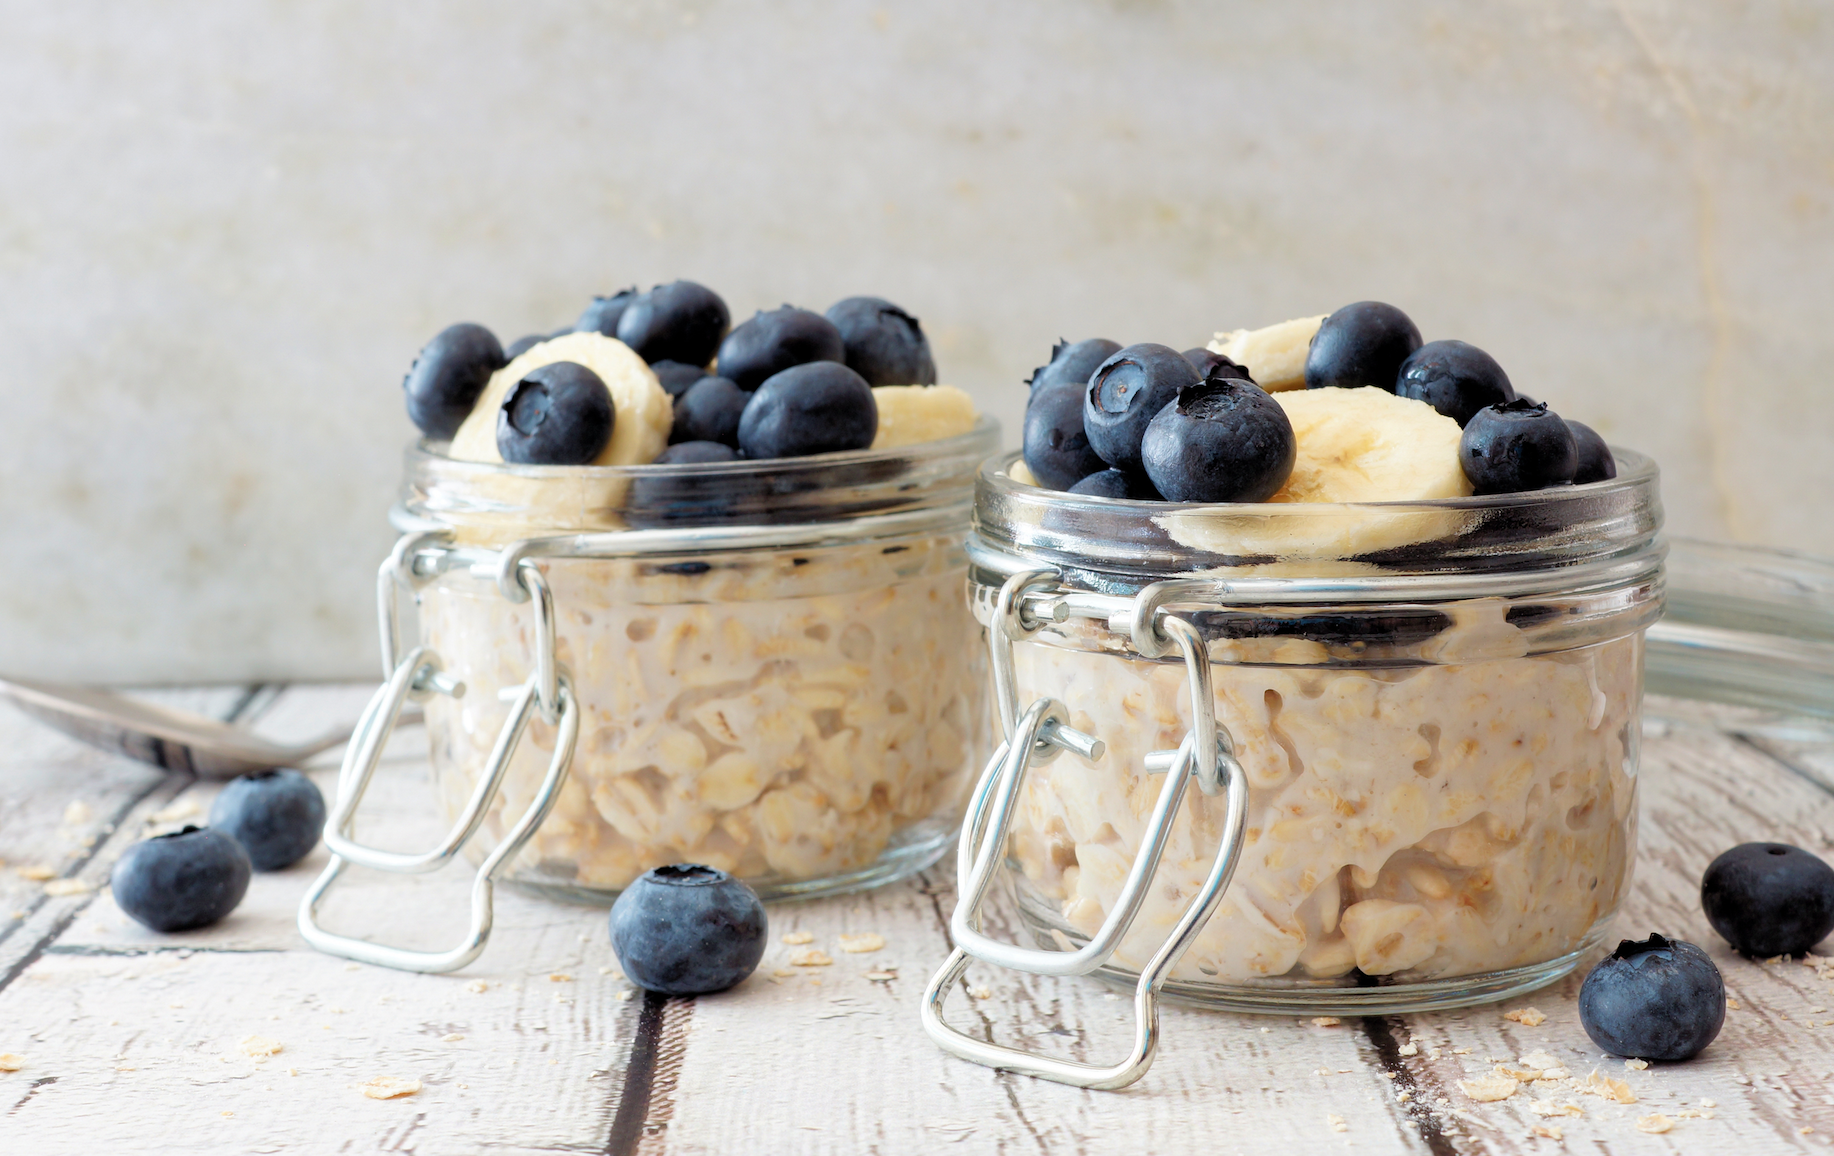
[
  {"x1": 394, "y1": 418, "x2": 1000, "y2": 904},
  {"x1": 969, "y1": 447, "x2": 1663, "y2": 1014}
]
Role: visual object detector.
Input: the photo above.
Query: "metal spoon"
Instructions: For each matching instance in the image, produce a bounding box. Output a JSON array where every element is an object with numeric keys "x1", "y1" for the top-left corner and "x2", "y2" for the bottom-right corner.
[{"x1": 0, "y1": 674, "x2": 420, "y2": 779}]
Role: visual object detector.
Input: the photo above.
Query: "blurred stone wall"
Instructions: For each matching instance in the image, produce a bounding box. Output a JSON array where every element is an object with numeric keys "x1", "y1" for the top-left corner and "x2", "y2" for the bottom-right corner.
[{"x1": 2, "y1": 0, "x2": 1830, "y2": 682}]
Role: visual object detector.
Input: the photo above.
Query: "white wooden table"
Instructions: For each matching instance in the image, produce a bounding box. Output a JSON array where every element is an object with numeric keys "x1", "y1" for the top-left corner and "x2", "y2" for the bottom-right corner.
[{"x1": 4, "y1": 683, "x2": 1834, "y2": 1155}]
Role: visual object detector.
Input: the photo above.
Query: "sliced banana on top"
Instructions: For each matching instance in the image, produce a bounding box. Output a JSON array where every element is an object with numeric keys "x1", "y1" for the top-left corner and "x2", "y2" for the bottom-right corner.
[
  {"x1": 449, "y1": 332, "x2": 672, "y2": 467},
  {"x1": 870, "y1": 385, "x2": 978, "y2": 449},
  {"x1": 1206, "y1": 314, "x2": 1325, "y2": 391},
  {"x1": 1156, "y1": 387, "x2": 1475, "y2": 561}
]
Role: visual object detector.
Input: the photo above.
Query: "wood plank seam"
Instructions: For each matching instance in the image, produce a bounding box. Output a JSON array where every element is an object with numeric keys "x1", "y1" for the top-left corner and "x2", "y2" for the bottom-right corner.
[
  {"x1": 1360, "y1": 1016, "x2": 1464, "y2": 1156},
  {"x1": 634, "y1": 995, "x2": 694, "y2": 1156},
  {"x1": 607, "y1": 991, "x2": 676, "y2": 1156}
]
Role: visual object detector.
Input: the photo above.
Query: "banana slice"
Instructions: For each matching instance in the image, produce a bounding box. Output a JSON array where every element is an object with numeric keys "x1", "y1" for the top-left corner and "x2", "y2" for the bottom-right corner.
[
  {"x1": 870, "y1": 385, "x2": 978, "y2": 449},
  {"x1": 1156, "y1": 388, "x2": 1474, "y2": 561},
  {"x1": 449, "y1": 332, "x2": 671, "y2": 467},
  {"x1": 1206, "y1": 315, "x2": 1325, "y2": 391}
]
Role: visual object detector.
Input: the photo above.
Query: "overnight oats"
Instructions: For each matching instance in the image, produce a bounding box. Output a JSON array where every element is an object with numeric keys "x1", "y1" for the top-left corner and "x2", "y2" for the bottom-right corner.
[
  {"x1": 963, "y1": 301, "x2": 1662, "y2": 1014},
  {"x1": 384, "y1": 282, "x2": 997, "y2": 901}
]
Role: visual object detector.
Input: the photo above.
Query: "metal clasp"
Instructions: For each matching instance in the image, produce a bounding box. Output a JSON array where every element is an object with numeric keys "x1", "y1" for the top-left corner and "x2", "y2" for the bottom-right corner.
[
  {"x1": 298, "y1": 550, "x2": 581, "y2": 974},
  {"x1": 921, "y1": 570, "x2": 1250, "y2": 1089}
]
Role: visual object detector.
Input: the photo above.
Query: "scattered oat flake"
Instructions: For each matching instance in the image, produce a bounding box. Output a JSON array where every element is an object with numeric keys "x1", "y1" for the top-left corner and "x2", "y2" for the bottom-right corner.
[
  {"x1": 771, "y1": 968, "x2": 797, "y2": 978},
  {"x1": 838, "y1": 933, "x2": 886, "y2": 953},
  {"x1": 1624, "y1": 1058, "x2": 1649, "y2": 1070},
  {"x1": 1326, "y1": 1114, "x2": 1348, "y2": 1133},
  {"x1": 62, "y1": 800, "x2": 93, "y2": 825},
  {"x1": 0, "y1": 1054, "x2": 23, "y2": 1072},
  {"x1": 1452, "y1": 1046, "x2": 1473, "y2": 1055},
  {"x1": 615, "y1": 990, "x2": 633, "y2": 1001},
  {"x1": 441, "y1": 1034, "x2": 464, "y2": 1043},
  {"x1": 43, "y1": 878, "x2": 90, "y2": 896},
  {"x1": 549, "y1": 973, "x2": 573, "y2": 983},
  {"x1": 1727, "y1": 998, "x2": 1741, "y2": 1010},
  {"x1": 238, "y1": 1036, "x2": 283, "y2": 1058},
  {"x1": 1519, "y1": 1049, "x2": 1560, "y2": 1070},
  {"x1": 221, "y1": 1111, "x2": 234, "y2": 1118},
  {"x1": 1635, "y1": 1114, "x2": 1674, "y2": 1134},
  {"x1": 149, "y1": 800, "x2": 201, "y2": 824},
  {"x1": 465, "y1": 981, "x2": 489, "y2": 993},
  {"x1": 1504, "y1": 1006, "x2": 1548, "y2": 1027},
  {"x1": 1529, "y1": 1099, "x2": 1584, "y2": 1118},
  {"x1": 1803, "y1": 1127, "x2": 1816, "y2": 1135},
  {"x1": 1580, "y1": 1069, "x2": 1637, "y2": 1104},
  {"x1": 969, "y1": 985, "x2": 992, "y2": 1000},
  {"x1": 16, "y1": 865, "x2": 55, "y2": 882},
  {"x1": 1312, "y1": 1016, "x2": 1341, "y2": 1027},
  {"x1": 1458, "y1": 1073, "x2": 1519, "y2": 1102},
  {"x1": 789, "y1": 949, "x2": 832, "y2": 967},
  {"x1": 1398, "y1": 1042, "x2": 1418, "y2": 1057},
  {"x1": 781, "y1": 931, "x2": 815, "y2": 945},
  {"x1": 1531, "y1": 1123, "x2": 1563, "y2": 1141},
  {"x1": 360, "y1": 1077, "x2": 421, "y2": 1100},
  {"x1": 1700, "y1": 1098, "x2": 1717, "y2": 1108}
]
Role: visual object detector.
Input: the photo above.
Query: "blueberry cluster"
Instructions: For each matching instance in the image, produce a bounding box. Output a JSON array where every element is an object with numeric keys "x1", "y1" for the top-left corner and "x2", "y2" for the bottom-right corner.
[
  {"x1": 402, "y1": 284, "x2": 938, "y2": 467},
  {"x1": 1022, "y1": 339, "x2": 1295, "y2": 503}
]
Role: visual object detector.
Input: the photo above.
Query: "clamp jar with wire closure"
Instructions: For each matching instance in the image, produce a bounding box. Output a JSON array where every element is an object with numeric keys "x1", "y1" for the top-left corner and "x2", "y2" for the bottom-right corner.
[{"x1": 947, "y1": 447, "x2": 1664, "y2": 1023}]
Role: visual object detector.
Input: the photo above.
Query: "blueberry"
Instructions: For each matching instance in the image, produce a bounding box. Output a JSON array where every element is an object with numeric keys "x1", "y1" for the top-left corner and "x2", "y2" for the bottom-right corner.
[
  {"x1": 1181, "y1": 348, "x2": 1253, "y2": 382},
  {"x1": 1701, "y1": 842, "x2": 1834, "y2": 957},
  {"x1": 615, "y1": 281, "x2": 730, "y2": 367},
  {"x1": 207, "y1": 769, "x2": 326, "y2": 871},
  {"x1": 670, "y1": 375, "x2": 748, "y2": 447},
  {"x1": 496, "y1": 361, "x2": 615, "y2": 465},
  {"x1": 651, "y1": 360, "x2": 709, "y2": 399},
  {"x1": 402, "y1": 323, "x2": 506, "y2": 439},
  {"x1": 1067, "y1": 468, "x2": 1163, "y2": 501},
  {"x1": 736, "y1": 361, "x2": 877, "y2": 459},
  {"x1": 575, "y1": 288, "x2": 639, "y2": 338},
  {"x1": 110, "y1": 826, "x2": 251, "y2": 933},
  {"x1": 1567, "y1": 419, "x2": 1618, "y2": 484},
  {"x1": 504, "y1": 334, "x2": 544, "y2": 360},
  {"x1": 1578, "y1": 934, "x2": 1725, "y2": 1061},
  {"x1": 1459, "y1": 399, "x2": 1579, "y2": 494},
  {"x1": 1022, "y1": 382, "x2": 1107, "y2": 490},
  {"x1": 1395, "y1": 339, "x2": 1515, "y2": 427},
  {"x1": 1028, "y1": 338, "x2": 1121, "y2": 394},
  {"x1": 1084, "y1": 343, "x2": 1204, "y2": 473},
  {"x1": 717, "y1": 307, "x2": 846, "y2": 391},
  {"x1": 825, "y1": 297, "x2": 936, "y2": 386},
  {"x1": 1140, "y1": 377, "x2": 1296, "y2": 503},
  {"x1": 653, "y1": 440, "x2": 739, "y2": 465},
  {"x1": 609, "y1": 864, "x2": 768, "y2": 995},
  {"x1": 1304, "y1": 301, "x2": 1422, "y2": 392}
]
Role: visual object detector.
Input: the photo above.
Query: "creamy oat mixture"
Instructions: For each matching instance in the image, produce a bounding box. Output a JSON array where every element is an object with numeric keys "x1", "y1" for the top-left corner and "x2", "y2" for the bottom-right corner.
[
  {"x1": 1005, "y1": 599, "x2": 1640, "y2": 983},
  {"x1": 421, "y1": 534, "x2": 985, "y2": 888}
]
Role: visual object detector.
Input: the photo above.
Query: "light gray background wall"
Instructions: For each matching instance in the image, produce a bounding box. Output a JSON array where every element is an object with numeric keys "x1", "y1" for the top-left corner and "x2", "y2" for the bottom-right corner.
[{"x1": 3, "y1": 0, "x2": 1830, "y2": 683}]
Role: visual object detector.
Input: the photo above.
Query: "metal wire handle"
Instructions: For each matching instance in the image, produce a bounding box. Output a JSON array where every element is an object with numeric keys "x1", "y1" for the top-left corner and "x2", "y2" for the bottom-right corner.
[
  {"x1": 920, "y1": 568, "x2": 1251, "y2": 1089},
  {"x1": 298, "y1": 551, "x2": 581, "y2": 974}
]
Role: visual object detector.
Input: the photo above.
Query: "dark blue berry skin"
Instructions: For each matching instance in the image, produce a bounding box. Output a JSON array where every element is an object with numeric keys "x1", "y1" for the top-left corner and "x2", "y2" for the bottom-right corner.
[
  {"x1": 1141, "y1": 378, "x2": 1296, "y2": 503},
  {"x1": 1084, "y1": 343, "x2": 1204, "y2": 474},
  {"x1": 1022, "y1": 382, "x2": 1107, "y2": 490},
  {"x1": 616, "y1": 281, "x2": 730, "y2": 367},
  {"x1": 403, "y1": 323, "x2": 506, "y2": 439},
  {"x1": 653, "y1": 440, "x2": 739, "y2": 465},
  {"x1": 670, "y1": 376, "x2": 748, "y2": 447},
  {"x1": 1395, "y1": 339, "x2": 1515, "y2": 427},
  {"x1": 1578, "y1": 934, "x2": 1725, "y2": 1061},
  {"x1": 717, "y1": 307, "x2": 846, "y2": 391},
  {"x1": 736, "y1": 361, "x2": 877, "y2": 459},
  {"x1": 652, "y1": 360, "x2": 709, "y2": 399},
  {"x1": 208, "y1": 769, "x2": 326, "y2": 871},
  {"x1": 504, "y1": 334, "x2": 545, "y2": 360},
  {"x1": 1067, "y1": 468, "x2": 1163, "y2": 501},
  {"x1": 1304, "y1": 301, "x2": 1422, "y2": 392},
  {"x1": 1460, "y1": 399, "x2": 1578, "y2": 494},
  {"x1": 575, "y1": 288, "x2": 639, "y2": 338},
  {"x1": 1701, "y1": 843, "x2": 1834, "y2": 957},
  {"x1": 609, "y1": 864, "x2": 767, "y2": 995},
  {"x1": 1181, "y1": 348, "x2": 1254, "y2": 382},
  {"x1": 825, "y1": 297, "x2": 936, "y2": 386},
  {"x1": 496, "y1": 361, "x2": 615, "y2": 465},
  {"x1": 1029, "y1": 338, "x2": 1121, "y2": 395},
  {"x1": 111, "y1": 826, "x2": 252, "y2": 933},
  {"x1": 1567, "y1": 420, "x2": 1618, "y2": 484}
]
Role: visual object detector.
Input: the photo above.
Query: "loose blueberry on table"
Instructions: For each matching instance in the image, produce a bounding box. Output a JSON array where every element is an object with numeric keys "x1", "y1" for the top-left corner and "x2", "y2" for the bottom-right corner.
[
  {"x1": 825, "y1": 296, "x2": 937, "y2": 386},
  {"x1": 208, "y1": 768, "x2": 326, "y2": 871},
  {"x1": 609, "y1": 864, "x2": 768, "y2": 996},
  {"x1": 1701, "y1": 842, "x2": 1834, "y2": 958},
  {"x1": 111, "y1": 825, "x2": 252, "y2": 933},
  {"x1": 496, "y1": 361, "x2": 616, "y2": 465},
  {"x1": 1577, "y1": 933, "x2": 1725, "y2": 1062}
]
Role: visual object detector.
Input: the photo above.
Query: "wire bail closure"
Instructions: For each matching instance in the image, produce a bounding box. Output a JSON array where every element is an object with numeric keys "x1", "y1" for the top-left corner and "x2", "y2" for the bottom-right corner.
[
  {"x1": 921, "y1": 569, "x2": 1251, "y2": 1089},
  {"x1": 298, "y1": 539, "x2": 581, "y2": 974}
]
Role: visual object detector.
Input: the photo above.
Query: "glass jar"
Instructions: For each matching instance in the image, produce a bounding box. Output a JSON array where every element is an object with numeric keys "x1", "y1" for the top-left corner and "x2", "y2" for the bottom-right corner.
[
  {"x1": 962, "y1": 447, "x2": 1663, "y2": 1015},
  {"x1": 390, "y1": 418, "x2": 999, "y2": 903}
]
